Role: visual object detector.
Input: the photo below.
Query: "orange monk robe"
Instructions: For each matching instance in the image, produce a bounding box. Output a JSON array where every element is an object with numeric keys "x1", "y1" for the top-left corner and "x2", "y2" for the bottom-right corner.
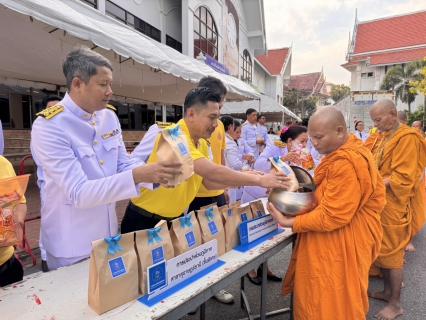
[
  {"x1": 408, "y1": 163, "x2": 426, "y2": 240},
  {"x1": 364, "y1": 131, "x2": 382, "y2": 152},
  {"x1": 372, "y1": 125, "x2": 426, "y2": 270},
  {"x1": 282, "y1": 135, "x2": 385, "y2": 320}
]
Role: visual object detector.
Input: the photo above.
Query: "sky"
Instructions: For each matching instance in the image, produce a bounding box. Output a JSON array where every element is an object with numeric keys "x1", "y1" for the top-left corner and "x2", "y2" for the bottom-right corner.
[{"x1": 264, "y1": 0, "x2": 426, "y2": 86}]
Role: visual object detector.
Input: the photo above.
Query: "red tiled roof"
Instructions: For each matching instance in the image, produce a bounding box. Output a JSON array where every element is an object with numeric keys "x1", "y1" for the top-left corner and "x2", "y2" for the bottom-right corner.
[
  {"x1": 288, "y1": 72, "x2": 322, "y2": 92},
  {"x1": 344, "y1": 47, "x2": 426, "y2": 67},
  {"x1": 354, "y1": 11, "x2": 426, "y2": 54},
  {"x1": 255, "y1": 48, "x2": 290, "y2": 75},
  {"x1": 314, "y1": 81, "x2": 324, "y2": 94}
]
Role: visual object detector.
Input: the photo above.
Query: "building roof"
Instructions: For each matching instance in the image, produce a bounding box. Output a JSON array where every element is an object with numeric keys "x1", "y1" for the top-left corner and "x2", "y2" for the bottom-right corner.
[
  {"x1": 255, "y1": 48, "x2": 290, "y2": 75},
  {"x1": 353, "y1": 10, "x2": 426, "y2": 54},
  {"x1": 343, "y1": 47, "x2": 426, "y2": 68},
  {"x1": 288, "y1": 72, "x2": 322, "y2": 92}
]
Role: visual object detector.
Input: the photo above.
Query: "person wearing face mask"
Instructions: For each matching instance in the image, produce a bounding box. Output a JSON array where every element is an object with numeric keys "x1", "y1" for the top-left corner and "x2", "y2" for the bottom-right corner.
[
  {"x1": 355, "y1": 121, "x2": 369, "y2": 142},
  {"x1": 222, "y1": 116, "x2": 254, "y2": 204},
  {"x1": 241, "y1": 125, "x2": 309, "y2": 203}
]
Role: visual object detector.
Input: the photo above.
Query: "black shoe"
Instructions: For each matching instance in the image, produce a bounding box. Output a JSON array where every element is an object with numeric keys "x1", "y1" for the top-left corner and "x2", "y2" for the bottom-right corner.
[
  {"x1": 42, "y1": 260, "x2": 49, "y2": 273},
  {"x1": 246, "y1": 274, "x2": 262, "y2": 285},
  {"x1": 257, "y1": 266, "x2": 282, "y2": 282}
]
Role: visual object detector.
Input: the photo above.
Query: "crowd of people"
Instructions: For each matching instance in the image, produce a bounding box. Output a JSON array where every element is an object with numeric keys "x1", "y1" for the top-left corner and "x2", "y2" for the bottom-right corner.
[{"x1": 0, "y1": 45, "x2": 425, "y2": 320}]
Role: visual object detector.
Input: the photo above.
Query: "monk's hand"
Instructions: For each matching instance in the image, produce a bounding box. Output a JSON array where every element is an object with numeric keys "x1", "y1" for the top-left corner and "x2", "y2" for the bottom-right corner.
[
  {"x1": 267, "y1": 202, "x2": 295, "y2": 228},
  {"x1": 259, "y1": 172, "x2": 291, "y2": 189}
]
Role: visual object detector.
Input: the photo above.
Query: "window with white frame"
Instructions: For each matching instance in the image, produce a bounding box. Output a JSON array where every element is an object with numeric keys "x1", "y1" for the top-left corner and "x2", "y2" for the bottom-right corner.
[
  {"x1": 193, "y1": 6, "x2": 218, "y2": 60},
  {"x1": 241, "y1": 50, "x2": 252, "y2": 83}
]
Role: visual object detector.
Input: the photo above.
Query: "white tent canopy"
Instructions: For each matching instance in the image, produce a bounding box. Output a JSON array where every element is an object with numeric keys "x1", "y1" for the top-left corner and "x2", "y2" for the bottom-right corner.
[
  {"x1": 0, "y1": 0, "x2": 259, "y2": 105},
  {"x1": 221, "y1": 94, "x2": 301, "y2": 121}
]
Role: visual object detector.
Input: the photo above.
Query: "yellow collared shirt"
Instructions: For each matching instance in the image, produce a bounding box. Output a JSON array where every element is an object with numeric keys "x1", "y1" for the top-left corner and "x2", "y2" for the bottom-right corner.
[
  {"x1": 196, "y1": 120, "x2": 226, "y2": 197},
  {"x1": 130, "y1": 119, "x2": 209, "y2": 217}
]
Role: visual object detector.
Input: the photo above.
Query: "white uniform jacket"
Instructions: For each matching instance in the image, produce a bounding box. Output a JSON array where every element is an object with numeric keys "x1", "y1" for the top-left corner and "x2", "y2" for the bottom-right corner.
[{"x1": 31, "y1": 93, "x2": 152, "y2": 258}]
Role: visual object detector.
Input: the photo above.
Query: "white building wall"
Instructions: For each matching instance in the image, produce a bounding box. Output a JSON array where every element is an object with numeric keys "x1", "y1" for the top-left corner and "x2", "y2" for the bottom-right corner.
[
  {"x1": 111, "y1": 0, "x2": 162, "y2": 31},
  {"x1": 253, "y1": 62, "x2": 267, "y2": 94}
]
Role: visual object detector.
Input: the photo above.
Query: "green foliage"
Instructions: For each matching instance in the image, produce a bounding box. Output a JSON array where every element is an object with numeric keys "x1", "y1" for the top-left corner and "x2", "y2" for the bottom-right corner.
[
  {"x1": 380, "y1": 60, "x2": 424, "y2": 112},
  {"x1": 405, "y1": 105, "x2": 424, "y2": 126},
  {"x1": 330, "y1": 84, "x2": 350, "y2": 102},
  {"x1": 282, "y1": 87, "x2": 318, "y2": 118}
]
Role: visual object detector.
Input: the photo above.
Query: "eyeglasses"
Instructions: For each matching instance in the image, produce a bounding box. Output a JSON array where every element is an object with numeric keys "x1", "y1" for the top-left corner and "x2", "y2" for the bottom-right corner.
[{"x1": 220, "y1": 97, "x2": 226, "y2": 104}]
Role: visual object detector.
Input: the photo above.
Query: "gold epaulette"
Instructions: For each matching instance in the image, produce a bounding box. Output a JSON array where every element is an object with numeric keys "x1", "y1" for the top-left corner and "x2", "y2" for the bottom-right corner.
[
  {"x1": 107, "y1": 104, "x2": 117, "y2": 111},
  {"x1": 156, "y1": 121, "x2": 175, "y2": 128},
  {"x1": 242, "y1": 121, "x2": 248, "y2": 126},
  {"x1": 274, "y1": 140, "x2": 286, "y2": 148},
  {"x1": 36, "y1": 104, "x2": 64, "y2": 120}
]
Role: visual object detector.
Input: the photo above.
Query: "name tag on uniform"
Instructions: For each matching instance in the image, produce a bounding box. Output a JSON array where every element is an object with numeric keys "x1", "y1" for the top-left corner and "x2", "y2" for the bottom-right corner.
[{"x1": 102, "y1": 129, "x2": 120, "y2": 139}]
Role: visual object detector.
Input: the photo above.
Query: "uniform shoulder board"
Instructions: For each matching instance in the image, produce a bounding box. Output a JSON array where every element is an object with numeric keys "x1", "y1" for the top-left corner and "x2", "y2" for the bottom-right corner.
[
  {"x1": 36, "y1": 104, "x2": 64, "y2": 120},
  {"x1": 107, "y1": 104, "x2": 117, "y2": 111},
  {"x1": 242, "y1": 121, "x2": 248, "y2": 126},
  {"x1": 274, "y1": 140, "x2": 286, "y2": 148}
]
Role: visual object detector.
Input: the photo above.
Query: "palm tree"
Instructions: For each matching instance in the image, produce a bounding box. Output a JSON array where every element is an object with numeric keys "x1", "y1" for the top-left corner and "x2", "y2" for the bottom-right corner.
[
  {"x1": 283, "y1": 87, "x2": 301, "y2": 114},
  {"x1": 380, "y1": 60, "x2": 424, "y2": 112}
]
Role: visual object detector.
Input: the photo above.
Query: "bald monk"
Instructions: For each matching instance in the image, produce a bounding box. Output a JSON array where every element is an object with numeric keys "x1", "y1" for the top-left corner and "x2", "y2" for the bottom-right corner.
[
  {"x1": 412, "y1": 120, "x2": 425, "y2": 138},
  {"x1": 267, "y1": 106, "x2": 385, "y2": 320},
  {"x1": 396, "y1": 111, "x2": 407, "y2": 125},
  {"x1": 367, "y1": 99, "x2": 426, "y2": 320}
]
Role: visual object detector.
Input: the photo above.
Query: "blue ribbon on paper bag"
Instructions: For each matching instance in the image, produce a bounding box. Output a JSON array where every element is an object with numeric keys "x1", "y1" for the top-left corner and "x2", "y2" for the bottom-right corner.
[
  {"x1": 147, "y1": 227, "x2": 163, "y2": 245},
  {"x1": 104, "y1": 235, "x2": 124, "y2": 255},
  {"x1": 168, "y1": 125, "x2": 181, "y2": 140},
  {"x1": 273, "y1": 156, "x2": 281, "y2": 164},
  {"x1": 179, "y1": 214, "x2": 194, "y2": 228},
  {"x1": 205, "y1": 206, "x2": 215, "y2": 222}
]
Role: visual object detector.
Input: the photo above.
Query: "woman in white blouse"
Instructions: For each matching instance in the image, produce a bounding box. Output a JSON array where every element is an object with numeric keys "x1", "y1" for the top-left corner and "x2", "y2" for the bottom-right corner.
[
  {"x1": 355, "y1": 121, "x2": 369, "y2": 142},
  {"x1": 222, "y1": 116, "x2": 254, "y2": 203}
]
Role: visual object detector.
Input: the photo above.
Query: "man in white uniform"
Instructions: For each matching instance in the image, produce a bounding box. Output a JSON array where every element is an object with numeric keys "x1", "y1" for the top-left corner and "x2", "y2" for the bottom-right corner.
[{"x1": 31, "y1": 46, "x2": 182, "y2": 270}]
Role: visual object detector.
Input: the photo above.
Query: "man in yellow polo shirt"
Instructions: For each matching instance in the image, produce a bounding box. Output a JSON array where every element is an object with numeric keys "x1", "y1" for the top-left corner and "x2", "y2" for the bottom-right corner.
[
  {"x1": 0, "y1": 156, "x2": 27, "y2": 287},
  {"x1": 121, "y1": 88, "x2": 290, "y2": 230},
  {"x1": 188, "y1": 76, "x2": 229, "y2": 212}
]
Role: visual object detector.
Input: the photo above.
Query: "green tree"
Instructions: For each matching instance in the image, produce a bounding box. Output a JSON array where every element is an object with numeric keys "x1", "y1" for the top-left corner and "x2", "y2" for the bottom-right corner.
[
  {"x1": 330, "y1": 84, "x2": 350, "y2": 102},
  {"x1": 297, "y1": 96, "x2": 319, "y2": 118},
  {"x1": 405, "y1": 105, "x2": 424, "y2": 126},
  {"x1": 380, "y1": 60, "x2": 424, "y2": 112},
  {"x1": 283, "y1": 87, "x2": 301, "y2": 113}
]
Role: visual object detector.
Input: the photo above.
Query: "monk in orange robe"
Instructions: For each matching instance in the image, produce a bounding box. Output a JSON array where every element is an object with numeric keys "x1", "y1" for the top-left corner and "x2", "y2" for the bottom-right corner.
[
  {"x1": 367, "y1": 99, "x2": 426, "y2": 320},
  {"x1": 267, "y1": 106, "x2": 385, "y2": 320}
]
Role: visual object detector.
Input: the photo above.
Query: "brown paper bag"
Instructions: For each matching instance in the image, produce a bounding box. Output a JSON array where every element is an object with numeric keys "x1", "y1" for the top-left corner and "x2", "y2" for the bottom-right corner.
[
  {"x1": 218, "y1": 204, "x2": 229, "y2": 224},
  {"x1": 0, "y1": 174, "x2": 29, "y2": 248},
  {"x1": 156, "y1": 124, "x2": 194, "y2": 186},
  {"x1": 169, "y1": 213, "x2": 202, "y2": 255},
  {"x1": 88, "y1": 233, "x2": 138, "y2": 315},
  {"x1": 269, "y1": 156, "x2": 299, "y2": 191},
  {"x1": 249, "y1": 199, "x2": 266, "y2": 219},
  {"x1": 196, "y1": 205, "x2": 226, "y2": 256},
  {"x1": 135, "y1": 220, "x2": 174, "y2": 295},
  {"x1": 221, "y1": 201, "x2": 245, "y2": 252}
]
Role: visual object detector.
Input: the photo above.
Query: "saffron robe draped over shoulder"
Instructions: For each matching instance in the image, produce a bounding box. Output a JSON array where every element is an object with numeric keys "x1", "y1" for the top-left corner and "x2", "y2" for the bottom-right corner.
[
  {"x1": 281, "y1": 135, "x2": 385, "y2": 320},
  {"x1": 371, "y1": 125, "x2": 426, "y2": 270}
]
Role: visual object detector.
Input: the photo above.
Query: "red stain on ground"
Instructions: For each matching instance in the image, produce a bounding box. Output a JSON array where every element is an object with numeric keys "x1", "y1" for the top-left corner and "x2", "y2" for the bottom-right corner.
[
  {"x1": 50, "y1": 317, "x2": 55, "y2": 320},
  {"x1": 33, "y1": 294, "x2": 41, "y2": 305},
  {"x1": 13, "y1": 285, "x2": 17, "y2": 288},
  {"x1": 161, "y1": 300, "x2": 165, "y2": 303}
]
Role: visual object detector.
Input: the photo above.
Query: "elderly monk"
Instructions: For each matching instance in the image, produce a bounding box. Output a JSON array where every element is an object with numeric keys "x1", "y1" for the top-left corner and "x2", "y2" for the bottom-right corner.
[
  {"x1": 412, "y1": 120, "x2": 425, "y2": 138},
  {"x1": 367, "y1": 99, "x2": 426, "y2": 320},
  {"x1": 267, "y1": 106, "x2": 385, "y2": 320}
]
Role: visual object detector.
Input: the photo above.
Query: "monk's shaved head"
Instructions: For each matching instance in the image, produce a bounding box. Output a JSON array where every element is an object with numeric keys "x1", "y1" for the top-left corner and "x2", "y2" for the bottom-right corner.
[
  {"x1": 370, "y1": 99, "x2": 398, "y2": 133},
  {"x1": 309, "y1": 106, "x2": 348, "y2": 155},
  {"x1": 397, "y1": 111, "x2": 407, "y2": 124}
]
